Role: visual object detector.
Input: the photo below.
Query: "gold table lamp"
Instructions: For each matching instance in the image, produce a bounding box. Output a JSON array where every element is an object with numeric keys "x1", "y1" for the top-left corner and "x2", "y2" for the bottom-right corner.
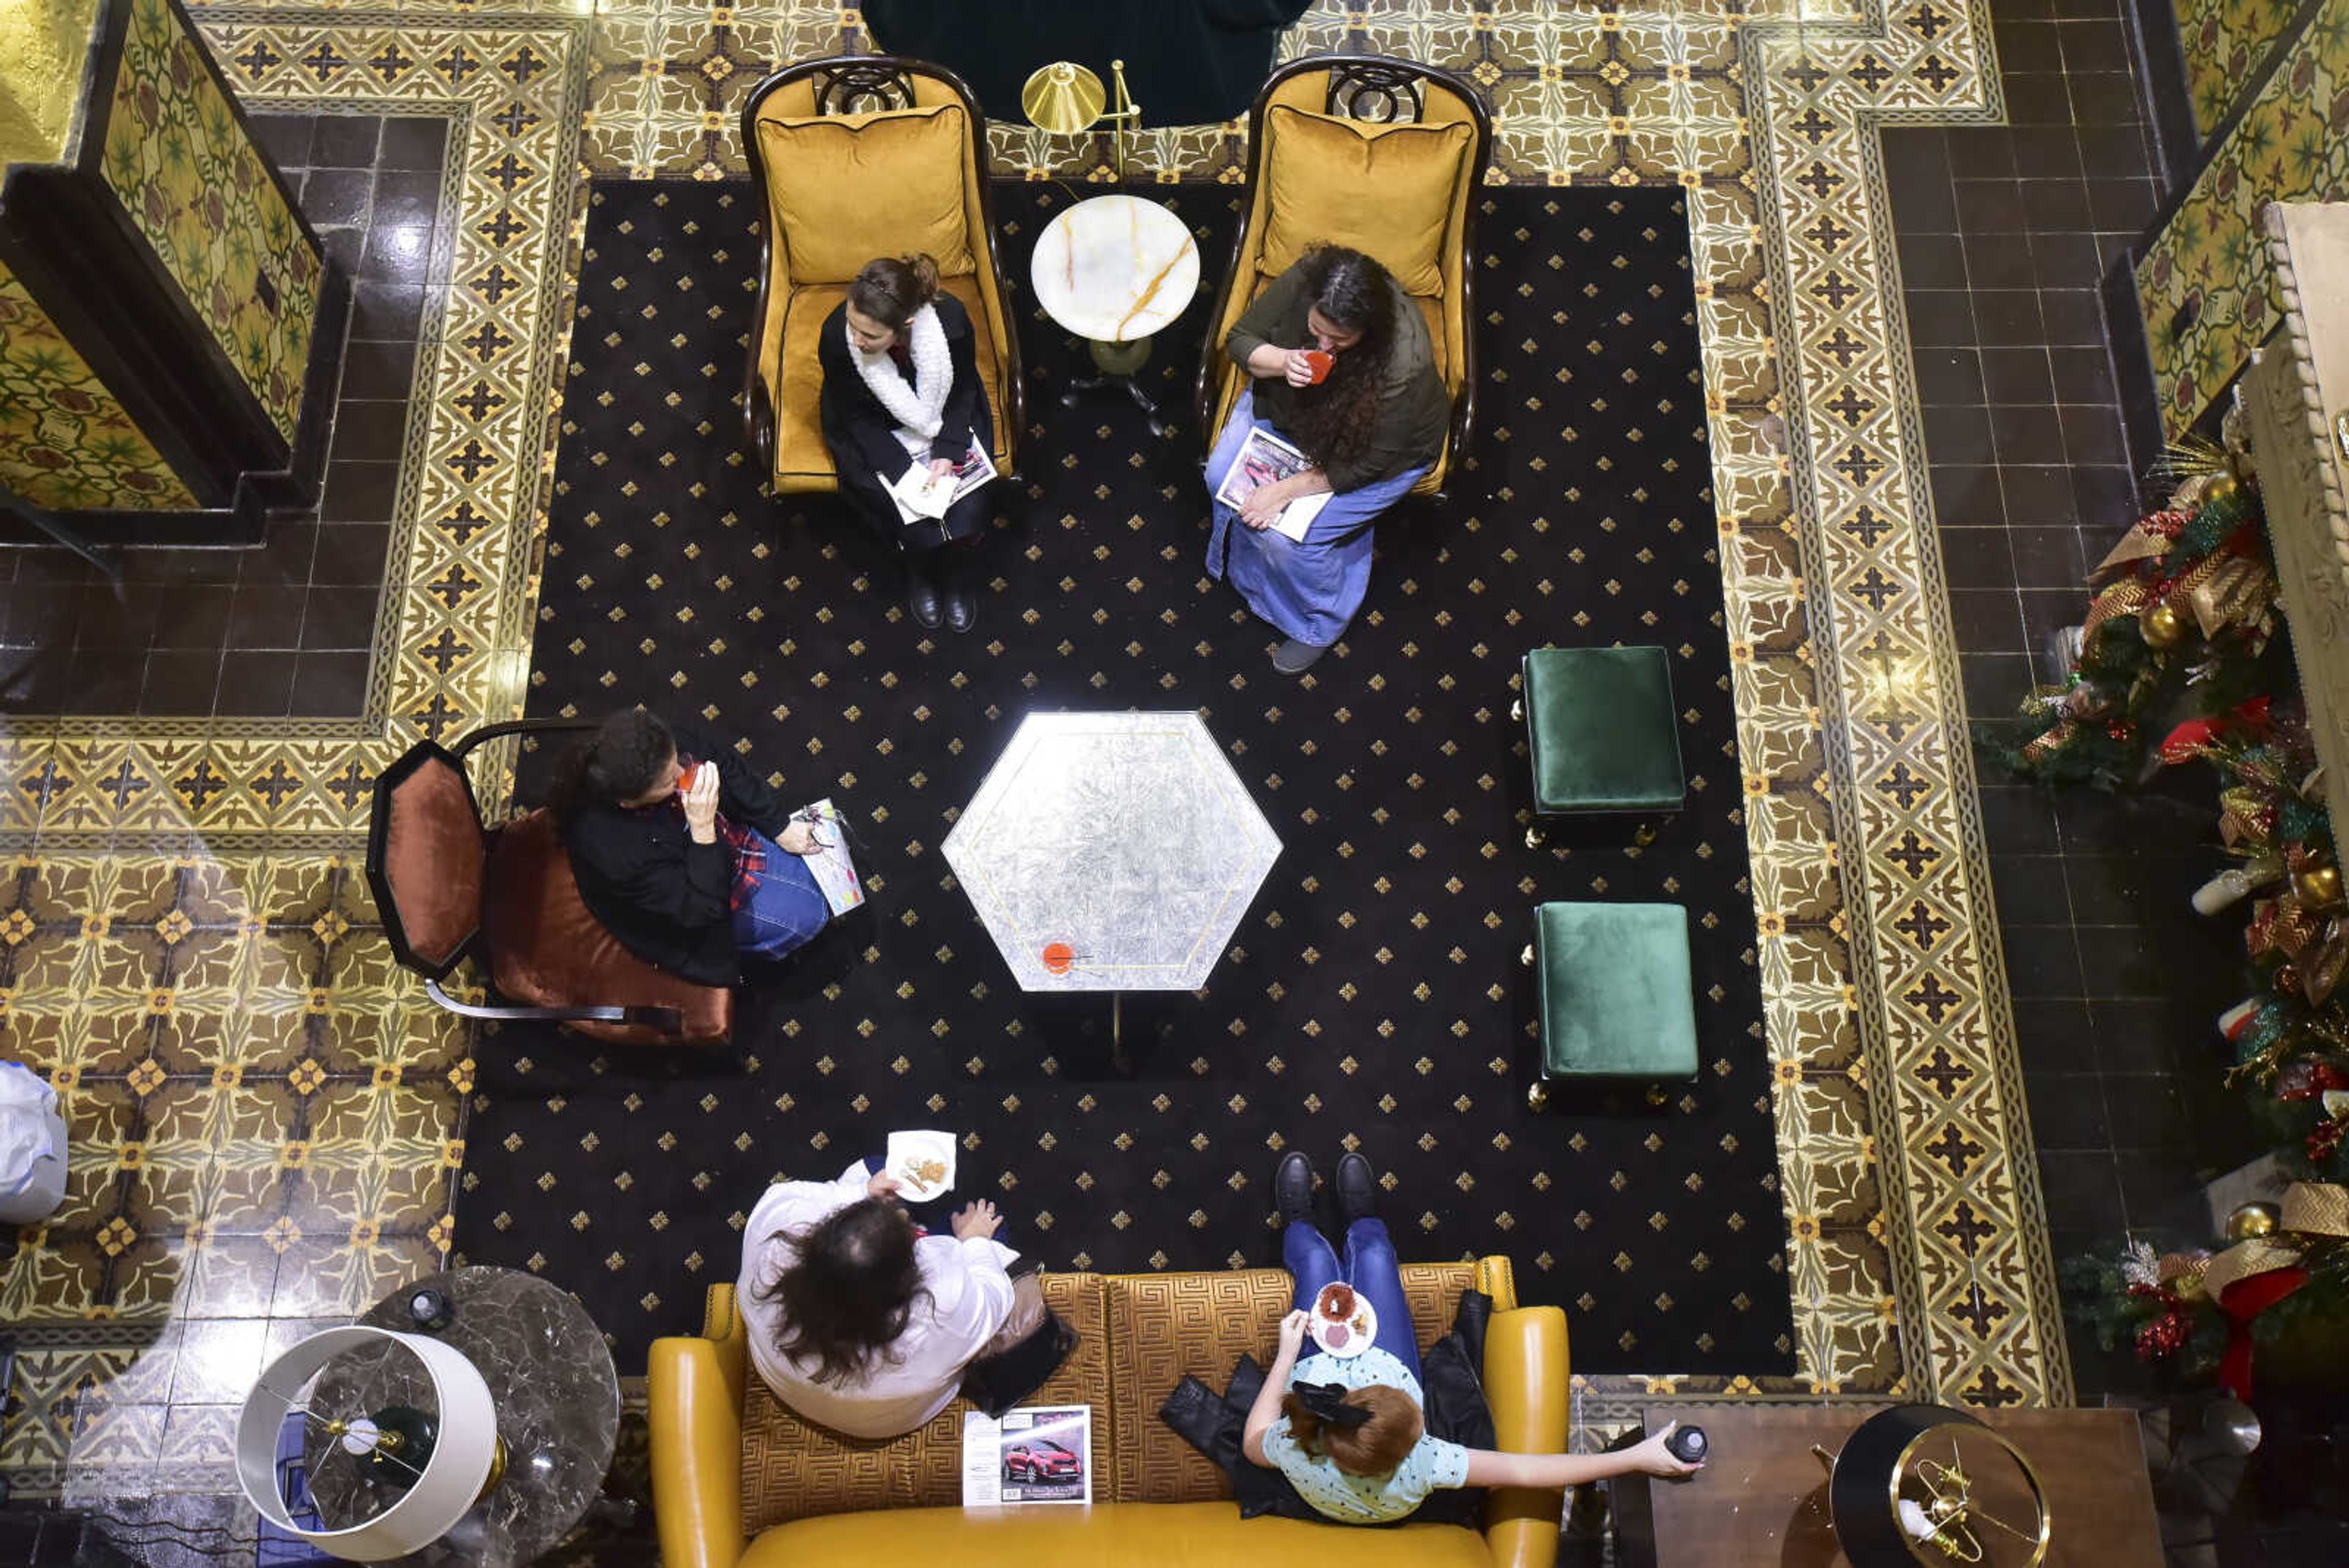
[{"x1": 1021, "y1": 59, "x2": 1140, "y2": 182}]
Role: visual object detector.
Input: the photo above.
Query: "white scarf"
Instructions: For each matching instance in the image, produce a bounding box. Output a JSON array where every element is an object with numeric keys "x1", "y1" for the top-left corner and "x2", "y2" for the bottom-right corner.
[{"x1": 847, "y1": 302, "x2": 952, "y2": 459}]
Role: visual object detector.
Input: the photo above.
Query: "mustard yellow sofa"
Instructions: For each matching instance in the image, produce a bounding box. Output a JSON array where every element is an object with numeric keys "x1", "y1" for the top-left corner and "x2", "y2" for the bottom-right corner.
[
  {"x1": 1194, "y1": 54, "x2": 1492, "y2": 500},
  {"x1": 738, "y1": 56, "x2": 1023, "y2": 496},
  {"x1": 649, "y1": 1255, "x2": 1569, "y2": 1568}
]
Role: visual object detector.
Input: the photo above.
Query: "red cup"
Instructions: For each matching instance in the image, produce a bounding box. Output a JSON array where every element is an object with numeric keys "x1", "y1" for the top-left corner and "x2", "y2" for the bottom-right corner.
[
  {"x1": 678, "y1": 762, "x2": 702, "y2": 795},
  {"x1": 1041, "y1": 942, "x2": 1075, "y2": 975},
  {"x1": 1301, "y1": 349, "x2": 1334, "y2": 385}
]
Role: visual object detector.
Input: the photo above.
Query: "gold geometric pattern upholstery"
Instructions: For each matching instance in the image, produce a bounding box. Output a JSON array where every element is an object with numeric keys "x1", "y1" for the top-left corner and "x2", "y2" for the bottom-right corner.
[{"x1": 739, "y1": 1271, "x2": 1115, "y2": 1531}]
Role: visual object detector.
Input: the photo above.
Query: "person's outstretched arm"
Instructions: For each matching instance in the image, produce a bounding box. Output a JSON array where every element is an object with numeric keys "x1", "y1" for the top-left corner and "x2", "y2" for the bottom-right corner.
[
  {"x1": 1461, "y1": 1423, "x2": 1700, "y2": 1489},
  {"x1": 1241, "y1": 1309, "x2": 1312, "y2": 1466}
]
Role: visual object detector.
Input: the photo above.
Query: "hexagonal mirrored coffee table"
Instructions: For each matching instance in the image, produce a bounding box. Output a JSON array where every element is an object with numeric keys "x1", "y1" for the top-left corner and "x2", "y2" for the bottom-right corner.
[{"x1": 943, "y1": 712, "x2": 1281, "y2": 1058}]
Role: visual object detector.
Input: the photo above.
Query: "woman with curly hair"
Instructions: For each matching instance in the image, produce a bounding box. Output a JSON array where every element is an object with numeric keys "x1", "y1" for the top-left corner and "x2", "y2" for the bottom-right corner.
[
  {"x1": 738, "y1": 1162, "x2": 1041, "y2": 1438},
  {"x1": 1206, "y1": 245, "x2": 1449, "y2": 673}
]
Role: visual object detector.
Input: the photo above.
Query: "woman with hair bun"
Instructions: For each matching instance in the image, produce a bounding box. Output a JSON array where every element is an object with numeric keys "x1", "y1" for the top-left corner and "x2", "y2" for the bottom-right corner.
[{"x1": 816, "y1": 252, "x2": 996, "y2": 633}]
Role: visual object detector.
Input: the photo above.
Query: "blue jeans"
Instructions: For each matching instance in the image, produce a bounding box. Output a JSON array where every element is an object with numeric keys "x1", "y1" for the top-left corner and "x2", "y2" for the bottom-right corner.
[
  {"x1": 732, "y1": 830, "x2": 829, "y2": 959},
  {"x1": 1284, "y1": 1216, "x2": 1420, "y2": 1383}
]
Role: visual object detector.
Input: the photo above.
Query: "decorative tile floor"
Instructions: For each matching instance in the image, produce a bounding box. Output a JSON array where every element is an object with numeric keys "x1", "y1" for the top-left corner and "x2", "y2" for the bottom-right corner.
[{"x1": 3, "y1": 0, "x2": 2077, "y2": 1506}]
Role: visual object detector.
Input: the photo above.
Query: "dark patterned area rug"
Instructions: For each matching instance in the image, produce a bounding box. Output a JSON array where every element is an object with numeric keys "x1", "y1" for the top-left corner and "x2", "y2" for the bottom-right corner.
[{"x1": 456, "y1": 179, "x2": 1795, "y2": 1377}]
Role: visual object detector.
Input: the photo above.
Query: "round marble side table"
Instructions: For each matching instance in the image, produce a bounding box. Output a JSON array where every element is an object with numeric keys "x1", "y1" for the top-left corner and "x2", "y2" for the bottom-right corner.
[
  {"x1": 1030, "y1": 193, "x2": 1201, "y2": 436},
  {"x1": 305, "y1": 1266, "x2": 622, "y2": 1566}
]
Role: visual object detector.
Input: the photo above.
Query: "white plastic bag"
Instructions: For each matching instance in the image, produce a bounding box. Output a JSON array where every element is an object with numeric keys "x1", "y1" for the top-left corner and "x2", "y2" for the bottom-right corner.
[{"x1": 0, "y1": 1060, "x2": 66, "y2": 1223}]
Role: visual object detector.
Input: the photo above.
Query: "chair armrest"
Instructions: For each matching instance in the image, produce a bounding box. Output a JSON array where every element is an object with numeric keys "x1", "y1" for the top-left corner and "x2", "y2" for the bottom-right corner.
[
  {"x1": 1475, "y1": 1254, "x2": 1519, "y2": 1312},
  {"x1": 1479, "y1": 1303, "x2": 1569, "y2": 1568},
  {"x1": 649, "y1": 1335, "x2": 748, "y2": 1568}
]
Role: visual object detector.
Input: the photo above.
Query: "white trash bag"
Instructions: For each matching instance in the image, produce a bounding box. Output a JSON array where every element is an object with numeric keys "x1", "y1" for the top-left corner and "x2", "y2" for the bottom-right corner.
[{"x1": 0, "y1": 1060, "x2": 67, "y2": 1224}]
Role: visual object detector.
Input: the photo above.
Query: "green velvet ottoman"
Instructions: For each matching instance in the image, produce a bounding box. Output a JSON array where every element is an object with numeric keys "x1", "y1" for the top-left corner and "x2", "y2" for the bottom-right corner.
[
  {"x1": 1523, "y1": 901, "x2": 1699, "y2": 1108},
  {"x1": 1514, "y1": 645, "x2": 1684, "y2": 847}
]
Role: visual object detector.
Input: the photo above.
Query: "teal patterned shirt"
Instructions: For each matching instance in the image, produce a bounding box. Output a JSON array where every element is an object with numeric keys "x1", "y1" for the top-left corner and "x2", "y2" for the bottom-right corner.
[{"x1": 1262, "y1": 1346, "x2": 1472, "y2": 1524}]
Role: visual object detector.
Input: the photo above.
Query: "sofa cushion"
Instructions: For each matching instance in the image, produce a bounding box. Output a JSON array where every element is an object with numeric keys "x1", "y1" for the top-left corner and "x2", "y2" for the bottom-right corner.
[
  {"x1": 483, "y1": 809, "x2": 730, "y2": 1046},
  {"x1": 755, "y1": 103, "x2": 976, "y2": 284},
  {"x1": 770, "y1": 274, "x2": 1009, "y2": 489},
  {"x1": 740, "y1": 1271, "x2": 1115, "y2": 1532},
  {"x1": 1103, "y1": 1261, "x2": 1477, "y2": 1503},
  {"x1": 1259, "y1": 104, "x2": 1471, "y2": 296},
  {"x1": 740, "y1": 1501, "x2": 1493, "y2": 1568}
]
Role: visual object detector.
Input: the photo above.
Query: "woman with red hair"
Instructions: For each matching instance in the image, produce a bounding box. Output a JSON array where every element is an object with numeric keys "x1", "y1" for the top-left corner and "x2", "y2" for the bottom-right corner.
[{"x1": 1244, "y1": 1150, "x2": 1701, "y2": 1522}]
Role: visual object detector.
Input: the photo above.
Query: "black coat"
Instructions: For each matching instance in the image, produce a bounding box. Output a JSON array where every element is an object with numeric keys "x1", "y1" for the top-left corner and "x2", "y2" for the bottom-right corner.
[
  {"x1": 817, "y1": 294, "x2": 994, "y2": 549},
  {"x1": 860, "y1": 0, "x2": 1314, "y2": 129},
  {"x1": 559, "y1": 725, "x2": 792, "y2": 987}
]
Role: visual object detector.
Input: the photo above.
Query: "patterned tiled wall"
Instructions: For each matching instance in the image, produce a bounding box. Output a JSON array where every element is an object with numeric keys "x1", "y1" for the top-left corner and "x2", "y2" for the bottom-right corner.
[
  {"x1": 0, "y1": 259, "x2": 198, "y2": 511},
  {"x1": 2173, "y1": 0, "x2": 2308, "y2": 133},
  {"x1": 2137, "y1": 0, "x2": 2349, "y2": 438},
  {"x1": 100, "y1": 0, "x2": 323, "y2": 447}
]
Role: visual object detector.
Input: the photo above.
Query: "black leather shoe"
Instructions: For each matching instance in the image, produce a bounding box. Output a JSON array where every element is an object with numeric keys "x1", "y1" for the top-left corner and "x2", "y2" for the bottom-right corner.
[
  {"x1": 946, "y1": 585, "x2": 977, "y2": 634},
  {"x1": 1335, "y1": 1151, "x2": 1376, "y2": 1226},
  {"x1": 1274, "y1": 1151, "x2": 1316, "y2": 1228},
  {"x1": 907, "y1": 574, "x2": 943, "y2": 630}
]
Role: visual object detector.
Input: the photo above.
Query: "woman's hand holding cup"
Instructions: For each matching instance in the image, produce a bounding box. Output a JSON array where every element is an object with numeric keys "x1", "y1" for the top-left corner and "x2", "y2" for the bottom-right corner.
[{"x1": 681, "y1": 761, "x2": 721, "y2": 844}]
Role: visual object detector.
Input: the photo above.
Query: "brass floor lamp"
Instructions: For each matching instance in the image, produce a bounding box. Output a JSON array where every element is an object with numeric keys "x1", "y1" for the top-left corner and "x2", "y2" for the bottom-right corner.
[{"x1": 1020, "y1": 59, "x2": 1140, "y2": 183}]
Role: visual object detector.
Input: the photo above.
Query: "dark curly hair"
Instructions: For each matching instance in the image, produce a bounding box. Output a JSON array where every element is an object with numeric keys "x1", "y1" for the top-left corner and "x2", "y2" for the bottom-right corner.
[
  {"x1": 757, "y1": 1198, "x2": 928, "y2": 1386},
  {"x1": 550, "y1": 708, "x2": 675, "y2": 820},
  {"x1": 1284, "y1": 245, "x2": 1400, "y2": 481}
]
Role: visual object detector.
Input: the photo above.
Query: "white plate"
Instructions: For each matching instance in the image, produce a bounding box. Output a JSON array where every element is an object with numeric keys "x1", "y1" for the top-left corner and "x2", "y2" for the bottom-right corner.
[
  {"x1": 885, "y1": 1129, "x2": 956, "y2": 1203},
  {"x1": 1307, "y1": 1284, "x2": 1378, "y2": 1359}
]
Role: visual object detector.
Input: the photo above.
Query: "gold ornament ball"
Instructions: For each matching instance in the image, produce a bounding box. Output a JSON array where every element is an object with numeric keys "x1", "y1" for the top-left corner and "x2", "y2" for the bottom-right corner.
[
  {"x1": 2204, "y1": 472, "x2": 2240, "y2": 506},
  {"x1": 2142, "y1": 602, "x2": 2187, "y2": 648},
  {"x1": 2295, "y1": 862, "x2": 2343, "y2": 910},
  {"x1": 2225, "y1": 1200, "x2": 2281, "y2": 1240}
]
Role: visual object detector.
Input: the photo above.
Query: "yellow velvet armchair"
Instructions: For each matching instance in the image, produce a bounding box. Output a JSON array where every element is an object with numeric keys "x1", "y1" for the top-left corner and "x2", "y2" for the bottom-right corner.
[
  {"x1": 648, "y1": 1255, "x2": 1570, "y2": 1568},
  {"x1": 738, "y1": 57, "x2": 1024, "y2": 496},
  {"x1": 1195, "y1": 54, "x2": 1491, "y2": 500}
]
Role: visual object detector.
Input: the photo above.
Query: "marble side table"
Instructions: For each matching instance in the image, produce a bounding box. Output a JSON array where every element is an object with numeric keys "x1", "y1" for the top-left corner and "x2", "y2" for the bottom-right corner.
[
  {"x1": 1030, "y1": 194, "x2": 1201, "y2": 436},
  {"x1": 305, "y1": 1266, "x2": 622, "y2": 1566}
]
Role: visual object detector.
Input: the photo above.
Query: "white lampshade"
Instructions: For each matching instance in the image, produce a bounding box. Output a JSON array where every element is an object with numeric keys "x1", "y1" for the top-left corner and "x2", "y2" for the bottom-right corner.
[{"x1": 236, "y1": 1326, "x2": 500, "y2": 1561}]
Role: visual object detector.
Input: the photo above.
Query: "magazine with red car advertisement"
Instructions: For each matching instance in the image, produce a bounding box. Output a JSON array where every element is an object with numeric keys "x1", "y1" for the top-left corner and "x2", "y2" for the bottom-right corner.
[{"x1": 961, "y1": 1404, "x2": 1092, "y2": 1505}]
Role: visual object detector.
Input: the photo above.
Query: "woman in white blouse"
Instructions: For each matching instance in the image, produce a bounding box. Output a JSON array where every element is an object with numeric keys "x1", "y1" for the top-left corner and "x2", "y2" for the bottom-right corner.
[{"x1": 737, "y1": 1159, "x2": 1041, "y2": 1438}]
